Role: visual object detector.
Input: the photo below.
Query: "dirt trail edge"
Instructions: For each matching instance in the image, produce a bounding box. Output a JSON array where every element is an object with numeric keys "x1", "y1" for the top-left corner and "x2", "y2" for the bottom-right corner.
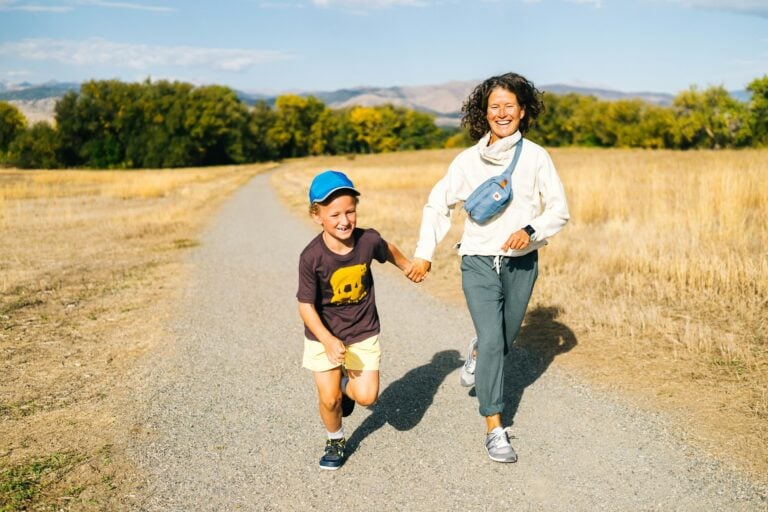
[{"x1": 127, "y1": 172, "x2": 767, "y2": 511}]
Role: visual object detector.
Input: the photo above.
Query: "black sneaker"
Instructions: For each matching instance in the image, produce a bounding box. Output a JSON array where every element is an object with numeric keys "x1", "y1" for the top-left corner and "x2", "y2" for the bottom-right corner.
[
  {"x1": 341, "y1": 370, "x2": 355, "y2": 418},
  {"x1": 319, "y1": 437, "x2": 346, "y2": 470},
  {"x1": 341, "y1": 376, "x2": 355, "y2": 417}
]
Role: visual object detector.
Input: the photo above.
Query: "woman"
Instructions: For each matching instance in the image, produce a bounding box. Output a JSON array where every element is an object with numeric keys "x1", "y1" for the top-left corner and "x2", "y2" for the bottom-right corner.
[{"x1": 407, "y1": 72, "x2": 569, "y2": 463}]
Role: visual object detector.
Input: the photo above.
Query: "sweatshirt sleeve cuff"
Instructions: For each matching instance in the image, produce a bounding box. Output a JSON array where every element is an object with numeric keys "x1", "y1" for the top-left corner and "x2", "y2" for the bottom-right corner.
[{"x1": 414, "y1": 245, "x2": 434, "y2": 262}]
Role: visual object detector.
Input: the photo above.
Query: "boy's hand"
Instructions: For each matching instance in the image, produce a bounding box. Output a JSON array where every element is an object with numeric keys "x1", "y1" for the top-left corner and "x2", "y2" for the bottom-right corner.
[{"x1": 323, "y1": 338, "x2": 347, "y2": 366}]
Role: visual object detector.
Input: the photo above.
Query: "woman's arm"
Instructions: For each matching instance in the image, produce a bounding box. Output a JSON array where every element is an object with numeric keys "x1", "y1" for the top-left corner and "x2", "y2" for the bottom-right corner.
[
  {"x1": 529, "y1": 151, "x2": 570, "y2": 240},
  {"x1": 413, "y1": 158, "x2": 467, "y2": 262},
  {"x1": 411, "y1": 155, "x2": 470, "y2": 281}
]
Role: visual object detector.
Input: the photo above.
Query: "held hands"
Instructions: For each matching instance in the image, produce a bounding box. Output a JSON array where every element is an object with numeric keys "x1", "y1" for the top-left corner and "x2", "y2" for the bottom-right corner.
[
  {"x1": 406, "y1": 258, "x2": 431, "y2": 283},
  {"x1": 501, "y1": 228, "x2": 531, "y2": 252}
]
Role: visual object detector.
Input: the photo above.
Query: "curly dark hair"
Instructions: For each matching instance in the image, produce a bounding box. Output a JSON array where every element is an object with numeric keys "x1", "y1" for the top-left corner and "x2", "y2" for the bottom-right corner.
[{"x1": 461, "y1": 72, "x2": 544, "y2": 141}]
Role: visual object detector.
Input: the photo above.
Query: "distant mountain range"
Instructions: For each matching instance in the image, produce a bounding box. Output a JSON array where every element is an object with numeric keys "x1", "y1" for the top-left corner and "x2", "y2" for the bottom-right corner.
[
  {"x1": 1, "y1": 79, "x2": 750, "y2": 127},
  {"x1": 235, "y1": 82, "x2": 683, "y2": 126}
]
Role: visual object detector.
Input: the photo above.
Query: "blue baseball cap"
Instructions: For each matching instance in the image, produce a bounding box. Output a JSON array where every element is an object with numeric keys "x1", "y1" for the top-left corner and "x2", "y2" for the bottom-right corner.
[{"x1": 309, "y1": 170, "x2": 360, "y2": 204}]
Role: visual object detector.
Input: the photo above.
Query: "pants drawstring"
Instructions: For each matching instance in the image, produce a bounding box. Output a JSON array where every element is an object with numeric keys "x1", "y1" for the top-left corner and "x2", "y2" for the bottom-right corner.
[{"x1": 493, "y1": 255, "x2": 503, "y2": 275}]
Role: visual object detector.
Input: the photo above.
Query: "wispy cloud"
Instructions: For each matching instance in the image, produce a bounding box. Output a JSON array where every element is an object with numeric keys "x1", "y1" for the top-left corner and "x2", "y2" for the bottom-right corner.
[
  {"x1": 0, "y1": 38, "x2": 295, "y2": 71},
  {"x1": 75, "y1": 0, "x2": 175, "y2": 12},
  {"x1": 0, "y1": 0, "x2": 175, "y2": 12},
  {"x1": 311, "y1": 0, "x2": 426, "y2": 7},
  {"x1": 0, "y1": 0, "x2": 73, "y2": 11},
  {"x1": 565, "y1": 0, "x2": 602, "y2": 6},
  {"x1": 4, "y1": 69, "x2": 32, "y2": 78},
  {"x1": 258, "y1": 1, "x2": 305, "y2": 7},
  {"x1": 667, "y1": 0, "x2": 768, "y2": 18}
]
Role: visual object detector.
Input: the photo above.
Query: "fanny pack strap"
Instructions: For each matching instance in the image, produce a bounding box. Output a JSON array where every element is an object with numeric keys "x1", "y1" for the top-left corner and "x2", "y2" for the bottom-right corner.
[{"x1": 499, "y1": 137, "x2": 524, "y2": 183}]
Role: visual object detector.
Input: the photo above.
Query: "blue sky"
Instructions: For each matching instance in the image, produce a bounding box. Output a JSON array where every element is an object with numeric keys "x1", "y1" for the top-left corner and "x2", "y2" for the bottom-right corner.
[{"x1": 0, "y1": 0, "x2": 767, "y2": 95}]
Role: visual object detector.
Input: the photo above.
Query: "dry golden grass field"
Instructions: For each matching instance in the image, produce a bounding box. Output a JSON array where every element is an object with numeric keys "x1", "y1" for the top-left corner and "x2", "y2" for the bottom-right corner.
[
  {"x1": 1, "y1": 147, "x2": 766, "y2": 509},
  {"x1": 1, "y1": 164, "x2": 273, "y2": 510},
  {"x1": 271, "y1": 147, "x2": 768, "y2": 483}
]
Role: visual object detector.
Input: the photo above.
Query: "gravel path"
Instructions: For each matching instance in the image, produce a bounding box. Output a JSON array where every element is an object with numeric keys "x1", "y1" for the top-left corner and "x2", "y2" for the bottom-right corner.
[{"x1": 128, "y1": 172, "x2": 767, "y2": 511}]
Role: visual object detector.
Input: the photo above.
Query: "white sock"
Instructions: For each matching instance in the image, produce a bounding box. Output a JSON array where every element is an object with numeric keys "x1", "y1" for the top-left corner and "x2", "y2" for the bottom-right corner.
[{"x1": 328, "y1": 428, "x2": 344, "y2": 440}]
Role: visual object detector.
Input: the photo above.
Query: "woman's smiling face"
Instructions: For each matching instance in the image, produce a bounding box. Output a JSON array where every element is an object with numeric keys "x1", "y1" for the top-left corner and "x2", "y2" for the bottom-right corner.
[{"x1": 486, "y1": 87, "x2": 525, "y2": 143}]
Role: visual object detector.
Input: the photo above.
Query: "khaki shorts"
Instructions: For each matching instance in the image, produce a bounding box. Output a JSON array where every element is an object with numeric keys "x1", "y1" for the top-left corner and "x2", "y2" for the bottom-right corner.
[{"x1": 302, "y1": 334, "x2": 381, "y2": 372}]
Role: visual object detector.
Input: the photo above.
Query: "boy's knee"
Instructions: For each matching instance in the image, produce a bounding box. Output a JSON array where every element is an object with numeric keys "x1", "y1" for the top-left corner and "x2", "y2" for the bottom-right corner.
[
  {"x1": 353, "y1": 390, "x2": 378, "y2": 407},
  {"x1": 319, "y1": 393, "x2": 341, "y2": 412}
]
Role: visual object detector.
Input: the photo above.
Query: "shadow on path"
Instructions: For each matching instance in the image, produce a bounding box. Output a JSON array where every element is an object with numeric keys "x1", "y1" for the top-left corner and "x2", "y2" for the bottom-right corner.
[
  {"x1": 491, "y1": 305, "x2": 577, "y2": 428},
  {"x1": 346, "y1": 350, "x2": 462, "y2": 457}
]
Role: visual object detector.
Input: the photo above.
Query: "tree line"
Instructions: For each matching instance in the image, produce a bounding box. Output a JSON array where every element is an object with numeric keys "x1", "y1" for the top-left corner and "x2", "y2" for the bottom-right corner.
[
  {"x1": 0, "y1": 79, "x2": 453, "y2": 169},
  {"x1": 530, "y1": 76, "x2": 768, "y2": 149},
  {"x1": 1, "y1": 75, "x2": 767, "y2": 169}
]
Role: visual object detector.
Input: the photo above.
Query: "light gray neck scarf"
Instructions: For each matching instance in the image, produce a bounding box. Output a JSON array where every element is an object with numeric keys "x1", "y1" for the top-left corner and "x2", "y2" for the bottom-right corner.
[{"x1": 477, "y1": 130, "x2": 523, "y2": 165}]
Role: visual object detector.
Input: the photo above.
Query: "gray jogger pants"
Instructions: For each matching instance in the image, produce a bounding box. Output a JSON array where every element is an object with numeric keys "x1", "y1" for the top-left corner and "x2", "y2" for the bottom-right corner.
[{"x1": 460, "y1": 252, "x2": 538, "y2": 417}]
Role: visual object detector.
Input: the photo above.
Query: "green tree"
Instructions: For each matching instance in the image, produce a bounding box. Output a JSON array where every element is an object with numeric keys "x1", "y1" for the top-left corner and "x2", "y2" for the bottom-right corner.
[
  {"x1": 672, "y1": 85, "x2": 750, "y2": 149},
  {"x1": 308, "y1": 108, "x2": 341, "y2": 155},
  {"x1": 0, "y1": 101, "x2": 27, "y2": 155},
  {"x1": 635, "y1": 105, "x2": 676, "y2": 149},
  {"x1": 54, "y1": 79, "x2": 256, "y2": 168},
  {"x1": 267, "y1": 95, "x2": 327, "y2": 158},
  {"x1": 597, "y1": 100, "x2": 674, "y2": 148},
  {"x1": 185, "y1": 85, "x2": 252, "y2": 166},
  {"x1": 55, "y1": 91, "x2": 85, "y2": 166},
  {"x1": 348, "y1": 105, "x2": 402, "y2": 153},
  {"x1": 329, "y1": 109, "x2": 364, "y2": 154},
  {"x1": 245, "y1": 100, "x2": 278, "y2": 160},
  {"x1": 531, "y1": 93, "x2": 575, "y2": 146},
  {"x1": 442, "y1": 128, "x2": 473, "y2": 148},
  {"x1": 531, "y1": 93, "x2": 603, "y2": 146},
  {"x1": 747, "y1": 75, "x2": 768, "y2": 147},
  {"x1": 8, "y1": 121, "x2": 61, "y2": 169},
  {"x1": 54, "y1": 80, "x2": 143, "y2": 167},
  {"x1": 125, "y1": 80, "x2": 195, "y2": 168},
  {"x1": 398, "y1": 109, "x2": 442, "y2": 150}
]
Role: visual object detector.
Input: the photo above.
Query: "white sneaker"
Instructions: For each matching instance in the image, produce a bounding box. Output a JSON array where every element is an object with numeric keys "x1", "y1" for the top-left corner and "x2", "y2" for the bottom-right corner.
[
  {"x1": 460, "y1": 337, "x2": 477, "y2": 387},
  {"x1": 484, "y1": 427, "x2": 517, "y2": 463}
]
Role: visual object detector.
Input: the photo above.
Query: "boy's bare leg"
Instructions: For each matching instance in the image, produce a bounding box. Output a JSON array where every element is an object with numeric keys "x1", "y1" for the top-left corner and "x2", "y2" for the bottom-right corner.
[
  {"x1": 345, "y1": 370, "x2": 380, "y2": 407},
  {"x1": 313, "y1": 368, "x2": 343, "y2": 432}
]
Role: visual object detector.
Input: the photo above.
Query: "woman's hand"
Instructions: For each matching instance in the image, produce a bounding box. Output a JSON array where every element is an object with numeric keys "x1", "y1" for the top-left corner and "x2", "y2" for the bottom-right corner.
[
  {"x1": 407, "y1": 258, "x2": 432, "y2": 283},
  {"x1": 501, "y1": 229, "x2": 531, "y2": 251}
]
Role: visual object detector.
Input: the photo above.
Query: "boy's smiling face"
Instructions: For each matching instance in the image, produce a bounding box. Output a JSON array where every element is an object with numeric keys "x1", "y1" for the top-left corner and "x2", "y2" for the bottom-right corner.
[{"x1": 312, "y1": 193, "x2": 357, "y2": 246}]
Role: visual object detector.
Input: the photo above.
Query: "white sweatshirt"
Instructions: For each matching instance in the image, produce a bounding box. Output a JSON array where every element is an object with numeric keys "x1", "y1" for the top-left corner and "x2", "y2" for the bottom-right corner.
[{"x1": 414, "y1": 131, "x2": 570, "y2": 261}]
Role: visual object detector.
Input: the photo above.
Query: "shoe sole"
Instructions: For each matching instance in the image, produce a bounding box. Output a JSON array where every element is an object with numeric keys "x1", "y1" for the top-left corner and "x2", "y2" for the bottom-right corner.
[
  {"x1": 485, "y1": 449, "x2": 518, "y2": 463},
  {"x1": 319, "y1": 463, "x2": 342, "y2": 470}
]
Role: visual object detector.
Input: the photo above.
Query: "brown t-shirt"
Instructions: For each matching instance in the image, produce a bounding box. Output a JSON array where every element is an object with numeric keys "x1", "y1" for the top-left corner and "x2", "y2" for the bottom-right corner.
[{"x1": 297, "y1": 228, "x2": 389, "y2": 345}]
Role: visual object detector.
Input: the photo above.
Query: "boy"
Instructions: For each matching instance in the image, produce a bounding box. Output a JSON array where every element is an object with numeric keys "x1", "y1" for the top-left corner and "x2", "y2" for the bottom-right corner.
[{"x1": 297, "y1": 170, "x2": 413, "y2": 470}]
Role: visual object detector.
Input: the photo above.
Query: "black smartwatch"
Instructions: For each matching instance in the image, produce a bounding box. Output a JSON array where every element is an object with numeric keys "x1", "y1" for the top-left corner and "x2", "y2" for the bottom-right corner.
[{"x1": 523, "y1": 225, "x2": 536, "y2": 239}]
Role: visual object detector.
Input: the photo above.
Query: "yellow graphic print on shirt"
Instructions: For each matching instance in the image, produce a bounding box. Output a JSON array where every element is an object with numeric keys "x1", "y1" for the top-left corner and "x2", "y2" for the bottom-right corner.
[{"x1": 330, "y1": 263, "x2": 368, "y2": 305}]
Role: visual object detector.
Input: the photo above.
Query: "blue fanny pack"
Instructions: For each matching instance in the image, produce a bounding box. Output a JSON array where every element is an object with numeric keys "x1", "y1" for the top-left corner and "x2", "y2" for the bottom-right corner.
[{"x1": 463, "y1": 138, "x2": 523, "y2": 224}]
